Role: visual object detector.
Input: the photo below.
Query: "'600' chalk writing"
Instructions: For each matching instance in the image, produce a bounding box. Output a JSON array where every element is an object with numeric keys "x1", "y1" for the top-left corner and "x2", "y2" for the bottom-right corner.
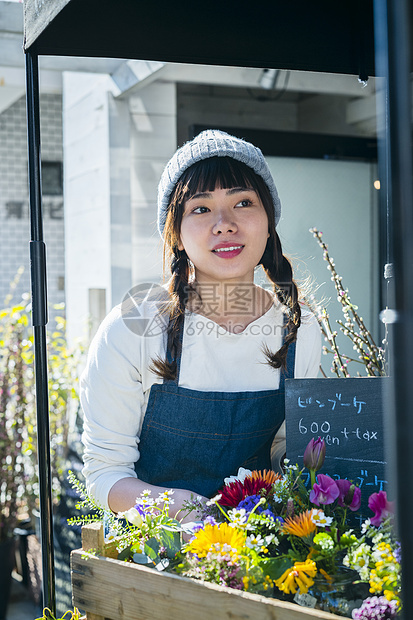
[
  {"x1": 298, "y1": 393, "x2": 366, "y2": 414},
  {"x1": 298, "y1": 419, "x2": 379, "y2": 445}
]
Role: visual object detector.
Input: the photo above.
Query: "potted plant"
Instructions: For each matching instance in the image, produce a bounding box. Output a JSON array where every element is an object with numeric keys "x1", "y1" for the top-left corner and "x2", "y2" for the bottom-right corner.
[
  {"x1": 68, "y1": 437, "x2": 400, "y2": 620},
  {"x1": 0, "y1": 277, "x2": 84, "y2": 617}
]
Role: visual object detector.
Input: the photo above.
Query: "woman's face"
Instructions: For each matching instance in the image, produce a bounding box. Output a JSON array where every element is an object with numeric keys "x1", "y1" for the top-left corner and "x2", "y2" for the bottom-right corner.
[{"x1": 178, "y1": 185, "x2": 269, "y2": 285}]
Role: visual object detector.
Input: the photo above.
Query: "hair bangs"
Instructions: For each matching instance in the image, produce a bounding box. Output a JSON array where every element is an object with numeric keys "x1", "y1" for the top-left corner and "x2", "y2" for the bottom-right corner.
[{"x1": 179, "y1": 156, "x2": 262, "y2": 199}]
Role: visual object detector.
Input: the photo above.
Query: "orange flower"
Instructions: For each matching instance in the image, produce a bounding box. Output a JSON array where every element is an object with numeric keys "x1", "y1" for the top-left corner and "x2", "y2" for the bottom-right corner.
[
  {"x1": 282, "y1": 510, "x2": 317, "y2": 538},
  {"x1": 249, "y1": 470, "x2": 279, "y2": 485},
  {"x1": 218, "y1": 470, "x2": 281, "y2": 507}
]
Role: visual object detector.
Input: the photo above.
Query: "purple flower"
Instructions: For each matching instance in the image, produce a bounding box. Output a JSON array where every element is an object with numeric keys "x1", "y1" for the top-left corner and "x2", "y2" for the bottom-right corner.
[
  {"x1": 134, "y1": 501, "x2": 146, "y2": 516},
  {"x1": 237, "y1": 494, "x2": 277, "y2": 519},
  {"x1": 351, "y1": 595, "x2": 398, "y2": 619},
  {"x1": 303, "y1": 437, "x2": 326, "y2": 471},
  {"x1": 393, "y1": 541, "x2": 401, "y2": 564},
  {"x1": 309, "y1": 474, "x2": 340, "y2": 506},
  {"x1": 260, "y1": 508, "x2": 277, "y2": 520},
  {"x1": 368, "y1": 491, "x2": 394, "y2": 526},
  {"x1": 336, "y1": 479, "x2": 362, "y2": 511},
  {"x1": 237, "y1": 494, "x2": 262, "y2": 512}
]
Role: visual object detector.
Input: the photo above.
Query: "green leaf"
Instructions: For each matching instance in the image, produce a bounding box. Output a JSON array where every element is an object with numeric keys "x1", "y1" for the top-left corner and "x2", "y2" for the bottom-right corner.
[
  {"x1": 144, "y1": 538, "x2": 160, "y2": 562},
  {"x1": 260, "y1": 557, "x2": 293, "y2": 581},
  {"x1": 132, "y1": 552, "x2": 155, "y2": 565},
  {"x1": 158, "y1": 527, "x2": 182, "y2": 559},
  {"x1": 117, "y1": 546, "x2": 132, "y2": 561}
]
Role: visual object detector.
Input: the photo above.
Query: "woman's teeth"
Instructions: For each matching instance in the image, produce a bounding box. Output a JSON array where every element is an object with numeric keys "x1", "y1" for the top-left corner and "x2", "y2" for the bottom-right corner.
[{"x1": 214, "y1": 246, "x2": 243, "y2": 252}]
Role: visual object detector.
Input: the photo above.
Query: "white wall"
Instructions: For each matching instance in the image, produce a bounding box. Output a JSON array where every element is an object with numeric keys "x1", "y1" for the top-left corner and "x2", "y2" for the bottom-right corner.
[
  {"x1": 64, "y1": 78, "x2": 178, "y2": 342},
  {"x1": 63, "y1": 72, "x2": 112, "y2": 343},
  {"x1": 267, "y1": 156, "x2": 379, "y2": 376}
]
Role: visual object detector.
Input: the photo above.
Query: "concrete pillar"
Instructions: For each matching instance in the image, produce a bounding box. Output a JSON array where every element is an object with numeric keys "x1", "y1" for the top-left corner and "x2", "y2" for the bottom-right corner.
[{"x1": 129, "y1": 82, "x2": 177, "y2": 285}]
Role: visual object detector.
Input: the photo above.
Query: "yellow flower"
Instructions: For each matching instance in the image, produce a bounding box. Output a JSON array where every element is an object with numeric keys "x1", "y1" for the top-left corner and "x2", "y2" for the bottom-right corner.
[
  {"x1": 319, "y1": 568, "x2": 333, "y2": 584},
  {"x1": 186, "y1": 523, "x2": 246, "y2": 558},
  {"x1": 275, "y1": 560, "x2": 317, "y2": 594},
  {"x1": 282, "y1": 510, "x2": 317, "y2": 538}
]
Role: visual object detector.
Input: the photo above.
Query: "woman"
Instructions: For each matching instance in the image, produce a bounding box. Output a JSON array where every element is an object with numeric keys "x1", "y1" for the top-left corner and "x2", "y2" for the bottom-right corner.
[{"x1": 81, "y1": 130, "x2": 321, "y2": 516}]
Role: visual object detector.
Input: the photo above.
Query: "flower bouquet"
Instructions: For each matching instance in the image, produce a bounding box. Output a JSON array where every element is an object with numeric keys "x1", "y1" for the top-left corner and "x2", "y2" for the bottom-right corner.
[{"x1": 69, "y1": 438, "x2": 401, "y2": 619}]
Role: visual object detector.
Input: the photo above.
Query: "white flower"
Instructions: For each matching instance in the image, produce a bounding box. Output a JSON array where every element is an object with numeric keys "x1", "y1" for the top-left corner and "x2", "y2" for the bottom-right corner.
[
  {"x1": 261, "y1": 534, "x2": 278, "y2": 547},
  {"x1": 346, "y1": 542, "x2": 372, "y2": 580},
  {"x1": 246, "y1": 534, "x2": 264, "y2": 549},
  {"x1": 361, "y1": 519, "x2": 371, "y2": 534},
  {"x1": 310, "y1": 509, "x2": 333, "y2": 527},
  {"x1": 224, "y1": 467, "x2": 252, "y2": 486},
  {"x1": 206, "y1": 493, "x2": 222, "y2": 506},
  {"x1": 104, "y1": 530, "x2": 117, "y2": 542},
  {"x1": 372, "y1": 532, "x2": 384, "y2": 545},
  {"x1": 155, "y1": 489, "x2": 175, "y2": 505},
  {"x1": 119, "y1": 507, "x2": 143, "y2": 527},
  {"x1": 137, "y1": 491, "x2": 155, "y2": 508},
  {"x1": 227, "y1": 508, "x2": 248, "y2": 527}
]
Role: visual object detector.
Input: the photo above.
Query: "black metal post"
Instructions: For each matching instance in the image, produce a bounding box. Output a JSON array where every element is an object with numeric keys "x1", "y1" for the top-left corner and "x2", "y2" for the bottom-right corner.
[
  {"x1": 374, "y1": 1, "x2": 413, "y2": 618},
  {"x1": 25, "y1": 50, "x2": 56, "y2": 614}
]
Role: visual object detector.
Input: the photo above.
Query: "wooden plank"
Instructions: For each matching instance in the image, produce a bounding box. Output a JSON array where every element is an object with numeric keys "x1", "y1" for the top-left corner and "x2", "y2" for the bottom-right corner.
[
  {"x1": 81, "y1": 522, "x2": 104, "y2": 553},
  {"x1": 71, "y1": 549, "x2": 349, "y2": 620},
  {"x1": 80, "y1": 523, "x2": 105, "y2": 620}
]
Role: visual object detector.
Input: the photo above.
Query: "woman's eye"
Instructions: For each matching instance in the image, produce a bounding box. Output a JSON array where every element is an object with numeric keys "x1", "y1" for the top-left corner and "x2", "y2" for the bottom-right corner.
[
  {"x1": 236, "y1": 198, "x2": 252, "y2": 207},
  {"x1": 192, "y1": 206, "x2": 210, "y2": 214}
]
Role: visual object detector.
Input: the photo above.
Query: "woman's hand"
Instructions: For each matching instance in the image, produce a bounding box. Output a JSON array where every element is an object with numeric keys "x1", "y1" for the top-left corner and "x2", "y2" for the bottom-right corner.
[
  {"x1": 172, "y1": 488, "x2": 208, "y2": 523},
  {"x1": 108, "y1": 477, "x2": 207, "y2": 522}
]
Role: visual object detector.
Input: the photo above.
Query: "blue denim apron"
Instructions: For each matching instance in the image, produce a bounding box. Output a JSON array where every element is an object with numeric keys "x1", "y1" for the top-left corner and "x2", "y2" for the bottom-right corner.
[{"x1": 135, "y1": 315, "x2": 295, "y2": 497}]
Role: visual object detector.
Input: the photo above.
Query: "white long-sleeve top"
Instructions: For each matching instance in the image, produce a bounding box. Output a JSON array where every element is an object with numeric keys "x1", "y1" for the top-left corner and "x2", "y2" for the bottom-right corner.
[{"x1": 81, "y1": 299, "x2": 321, "y2": 509}]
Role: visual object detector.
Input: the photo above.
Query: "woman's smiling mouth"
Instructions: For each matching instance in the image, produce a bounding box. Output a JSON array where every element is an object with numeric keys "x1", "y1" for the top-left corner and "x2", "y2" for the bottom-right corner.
[{"x1": 212, "y1": 244, "x2": 244, "y2": 258}]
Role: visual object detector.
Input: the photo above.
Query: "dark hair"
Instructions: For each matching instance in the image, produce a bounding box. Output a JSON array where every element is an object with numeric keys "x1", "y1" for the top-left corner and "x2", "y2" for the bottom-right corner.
[{"x1": 150, "y1": 156, "x2": 301, "y2": 380}]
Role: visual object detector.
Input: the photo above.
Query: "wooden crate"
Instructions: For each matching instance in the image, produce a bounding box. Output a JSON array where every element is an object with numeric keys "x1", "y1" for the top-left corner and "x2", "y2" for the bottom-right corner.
[{"x1": 71, "y1": 523, "x2": 350, "y2": 620}]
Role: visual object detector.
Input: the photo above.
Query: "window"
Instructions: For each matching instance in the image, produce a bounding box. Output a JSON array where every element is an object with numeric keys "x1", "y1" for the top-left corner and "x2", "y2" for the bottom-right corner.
[{"x1": 42, "y1": 161, "x2": 63, "y2": 196}]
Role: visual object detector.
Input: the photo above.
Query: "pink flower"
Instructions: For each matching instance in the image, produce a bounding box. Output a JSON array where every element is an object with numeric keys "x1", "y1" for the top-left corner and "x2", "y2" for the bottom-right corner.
[
  {"x1": 336, "y1": 479, "x2": 361, "y2": 511},
  {"x1": 368, "y1": 491, "x2": 394, "y2": 526},
  {"x1": 309, "y1": 474, "x2": 340, "y2": 506},
  {"x1": 303, "y1": 437, "x2": 326, "y2": 471}
]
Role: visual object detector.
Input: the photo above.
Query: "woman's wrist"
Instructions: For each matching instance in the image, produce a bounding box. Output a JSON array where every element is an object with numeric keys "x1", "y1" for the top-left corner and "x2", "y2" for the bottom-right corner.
[{"x1": 108, "y1": 477, "x2": 206, "y2": 519}]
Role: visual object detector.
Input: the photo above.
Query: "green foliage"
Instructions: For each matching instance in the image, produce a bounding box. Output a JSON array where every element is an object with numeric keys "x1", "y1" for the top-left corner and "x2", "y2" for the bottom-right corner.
[
  {"x1": 68, "y1": 474, "x2": 189, "y2": 571},
  {"x1": 0, "y1": 280, "x2": 84, "y2": 542}
]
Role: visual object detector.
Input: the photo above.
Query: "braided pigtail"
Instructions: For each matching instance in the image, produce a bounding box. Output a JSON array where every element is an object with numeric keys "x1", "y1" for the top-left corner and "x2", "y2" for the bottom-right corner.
[
  {"x1": 150, "y1": 247, "x2": 191, "y2": 380},
  {"x1": 260, "y1": 232, "x2": 301, "y2": 370}
]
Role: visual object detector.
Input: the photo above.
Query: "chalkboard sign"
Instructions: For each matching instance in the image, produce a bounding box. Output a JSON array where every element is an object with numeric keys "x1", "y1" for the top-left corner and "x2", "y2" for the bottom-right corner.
[{"x1": 285, "y1": 377, "x2": 389, "y2": 523}]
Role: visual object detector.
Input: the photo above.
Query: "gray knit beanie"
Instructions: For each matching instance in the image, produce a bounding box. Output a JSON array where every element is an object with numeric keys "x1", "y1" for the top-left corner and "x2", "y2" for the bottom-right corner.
[{"x1": 157, "y1": 129, "x2": 281, "y2": 236}]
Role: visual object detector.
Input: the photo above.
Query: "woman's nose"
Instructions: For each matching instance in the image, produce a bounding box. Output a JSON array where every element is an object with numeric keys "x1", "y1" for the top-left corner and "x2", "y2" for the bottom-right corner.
[{"x1": 212, "y1": 211, "x2": 237, "y2": 234}]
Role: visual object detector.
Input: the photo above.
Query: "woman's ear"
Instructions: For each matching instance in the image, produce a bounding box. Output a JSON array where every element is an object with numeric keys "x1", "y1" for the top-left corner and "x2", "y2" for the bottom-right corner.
[{"x1": 177, "y1": 238, "x2": 184, "y2": 251}]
